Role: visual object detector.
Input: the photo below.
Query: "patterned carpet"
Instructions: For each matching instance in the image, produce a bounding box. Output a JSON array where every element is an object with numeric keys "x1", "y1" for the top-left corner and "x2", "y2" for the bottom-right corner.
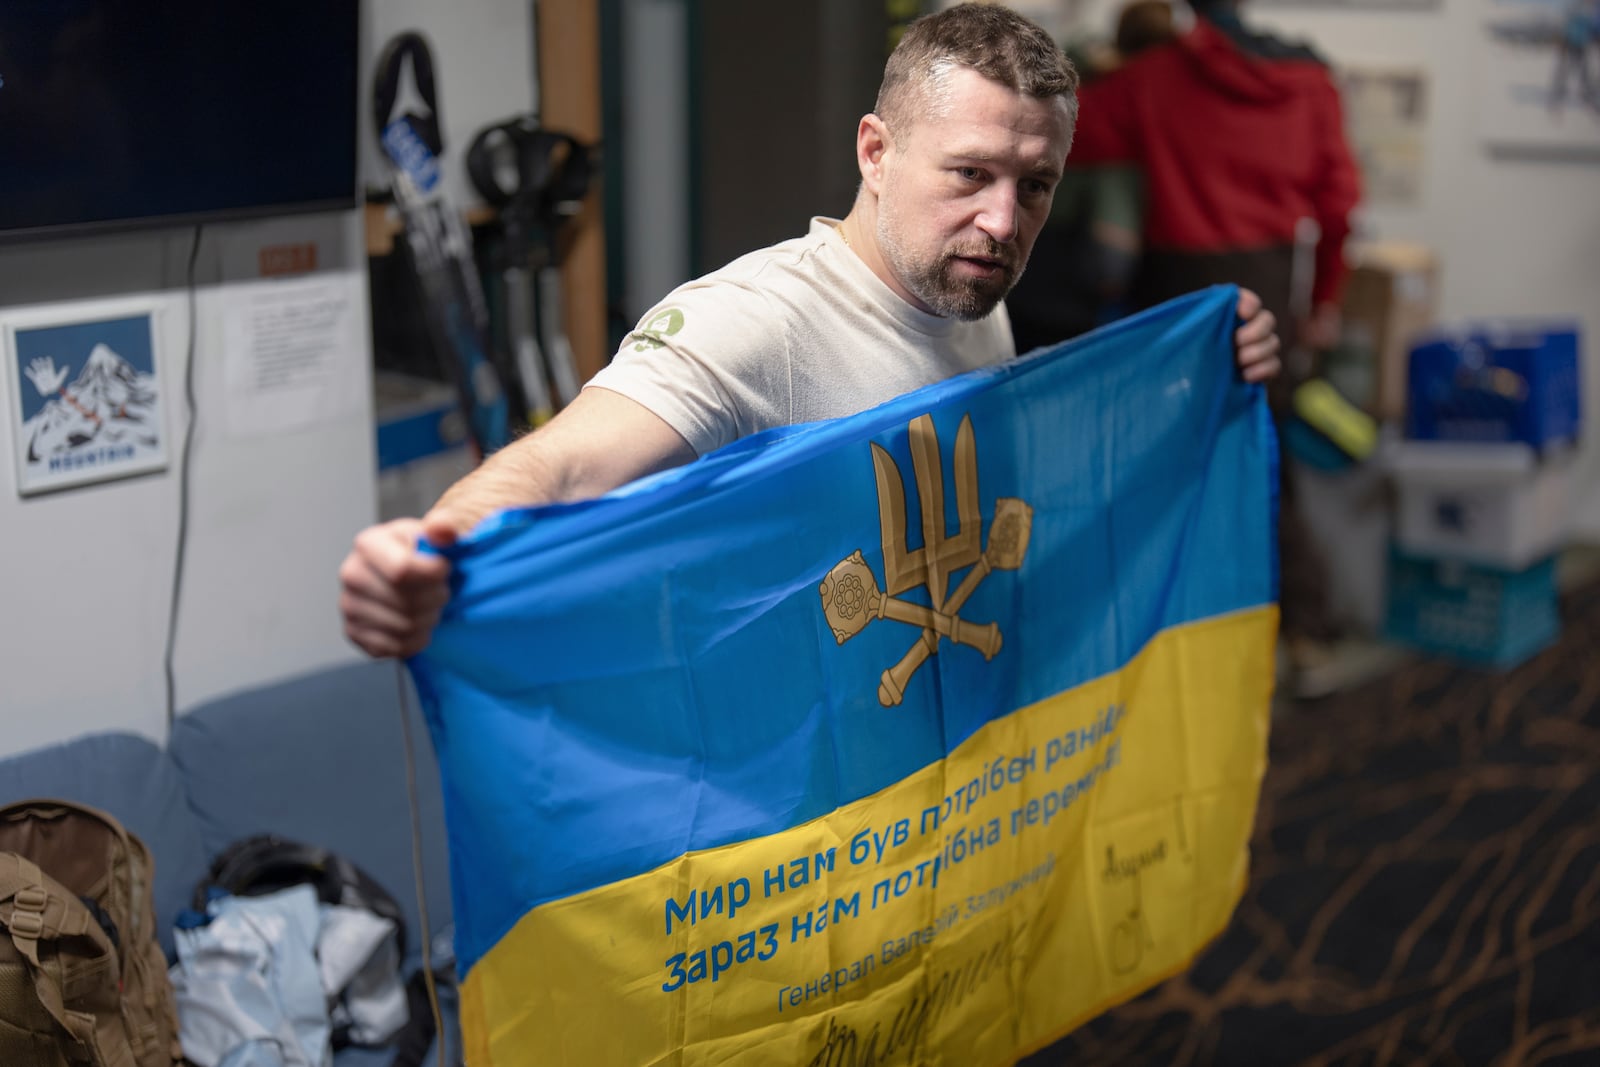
[{"x1": 1029, "y1": 577, "x2": 1600, "y2": 1067}]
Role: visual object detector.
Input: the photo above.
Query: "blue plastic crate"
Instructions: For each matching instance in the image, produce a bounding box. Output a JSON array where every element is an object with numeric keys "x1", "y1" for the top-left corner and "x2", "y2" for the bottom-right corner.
[
  {"x1": 1384, "y1": 549, "x2": 1559, "y2": 667},
  {"x1": 1406, "y1": 323, "x2": 1581, "y2": 451}
]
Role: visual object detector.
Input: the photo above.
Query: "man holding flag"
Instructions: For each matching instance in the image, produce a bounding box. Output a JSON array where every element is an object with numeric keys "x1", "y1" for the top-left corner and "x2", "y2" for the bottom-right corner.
[
  {"x1": 339, "y1": 2, "x2": 1281, "y2": 659},
  {"x1": 341, "y1": 8, "x2": 1288, "y2": 1064}
]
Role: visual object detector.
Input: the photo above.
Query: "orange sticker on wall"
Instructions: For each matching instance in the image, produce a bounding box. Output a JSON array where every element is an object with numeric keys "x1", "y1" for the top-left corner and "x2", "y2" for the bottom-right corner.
[{"x1": 258, "y1": 243, "x2": 318, "y2": 277}]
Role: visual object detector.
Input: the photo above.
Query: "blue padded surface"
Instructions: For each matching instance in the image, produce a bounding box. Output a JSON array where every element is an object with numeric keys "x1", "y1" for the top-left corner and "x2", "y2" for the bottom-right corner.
[
  {"x1": 0, "y1": 731, "x2": 211, "y2": 958},
  {"x1": 170, "y1": 662, "x2": 453, "y2": 967}
]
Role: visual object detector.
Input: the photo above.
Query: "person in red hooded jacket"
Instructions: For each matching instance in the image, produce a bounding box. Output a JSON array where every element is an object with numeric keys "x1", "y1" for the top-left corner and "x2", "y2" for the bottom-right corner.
[
  {"x1": 1069, "y1": 0, "x2": 1363, "y2": 692},
  {"x1": 1070, "y1": 0, "x2": 1360, "y2": 340}
]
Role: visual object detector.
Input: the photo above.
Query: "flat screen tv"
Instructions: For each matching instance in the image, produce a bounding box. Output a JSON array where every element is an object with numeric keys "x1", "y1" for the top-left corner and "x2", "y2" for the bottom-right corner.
[{"x1": 0, "y1": 3, "x2": 360, "y2": 243}]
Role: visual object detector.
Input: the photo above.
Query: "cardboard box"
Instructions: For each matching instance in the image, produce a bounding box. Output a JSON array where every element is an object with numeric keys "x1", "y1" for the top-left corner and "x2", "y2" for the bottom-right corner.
[{"x1": 1336, "y1": 241, "x2": 1439, "y2": 422}]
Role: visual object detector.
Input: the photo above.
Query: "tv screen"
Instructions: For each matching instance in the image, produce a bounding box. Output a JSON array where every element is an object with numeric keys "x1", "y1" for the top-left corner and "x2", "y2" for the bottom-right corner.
[{"x1": 0, "y1": 2, "x2": 359, "y2": 242}]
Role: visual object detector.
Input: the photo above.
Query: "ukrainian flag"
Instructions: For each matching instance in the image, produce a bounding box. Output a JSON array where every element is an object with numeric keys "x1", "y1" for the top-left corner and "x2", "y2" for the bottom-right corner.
[{"x1": 409, "y1": 286, "x2": 1277, "y2": 1066}]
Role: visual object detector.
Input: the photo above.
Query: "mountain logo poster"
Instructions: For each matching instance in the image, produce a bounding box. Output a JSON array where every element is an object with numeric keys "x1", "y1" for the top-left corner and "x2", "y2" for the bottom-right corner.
[{"x1": 6, "y1": 303, "x2": 169, "y2": 495}]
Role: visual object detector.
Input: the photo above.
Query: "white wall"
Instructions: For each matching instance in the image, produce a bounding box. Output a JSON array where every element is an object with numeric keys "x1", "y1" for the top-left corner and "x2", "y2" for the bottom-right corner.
[
  {"x1": 0, "y1": 215, "x2": 374, "y2": 754},
  {"x1": 1, "y1": 1, "x2": 540, "y2": 757},
  {"x1": 1246, "y1": 0, "x2": 1600, "y2": 536},
  {"x1": 359, "y1": 0, "x2": 539, "y2": 211},
  {"x1": 1065, "y1": 0, "x2": 1600, "y2": 535}
]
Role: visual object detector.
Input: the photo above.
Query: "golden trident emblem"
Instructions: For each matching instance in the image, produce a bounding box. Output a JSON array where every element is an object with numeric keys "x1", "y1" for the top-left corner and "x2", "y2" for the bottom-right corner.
[{"x1": 819, "y1": 413, "x2": 1033, "y2": 707}]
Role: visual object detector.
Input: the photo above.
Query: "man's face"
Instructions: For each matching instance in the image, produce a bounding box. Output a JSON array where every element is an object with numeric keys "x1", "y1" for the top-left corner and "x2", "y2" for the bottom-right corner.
[{"x1": 874, "y1": 68, "x2": 1073, "y2": 321}]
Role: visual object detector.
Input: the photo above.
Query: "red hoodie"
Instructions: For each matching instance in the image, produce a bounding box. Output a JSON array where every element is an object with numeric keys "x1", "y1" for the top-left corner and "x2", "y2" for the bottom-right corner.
[{"x1": 1070, "y1": 17, "x2": 1361, "y2": 309}]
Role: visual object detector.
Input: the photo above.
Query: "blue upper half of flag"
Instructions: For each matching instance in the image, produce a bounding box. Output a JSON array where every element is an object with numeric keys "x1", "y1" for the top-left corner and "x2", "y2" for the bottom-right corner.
[{"x1": 409, "y1": 287, "x2": 1278, "y2": 973}]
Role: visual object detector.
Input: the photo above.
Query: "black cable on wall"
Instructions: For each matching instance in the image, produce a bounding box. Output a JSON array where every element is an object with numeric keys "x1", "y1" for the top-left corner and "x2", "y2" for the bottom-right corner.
[{"x1": 164, "y1": 224, "x2": 203, "y2": 727}]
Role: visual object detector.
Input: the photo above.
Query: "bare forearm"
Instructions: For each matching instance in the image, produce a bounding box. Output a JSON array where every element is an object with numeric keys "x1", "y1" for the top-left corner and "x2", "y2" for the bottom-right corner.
[
  {"x1": 426, "y1": 435, "x2": 569, "y2": 532},
  {"x1": 423, "y1": 386, "x2": 697, "y2": 535}
]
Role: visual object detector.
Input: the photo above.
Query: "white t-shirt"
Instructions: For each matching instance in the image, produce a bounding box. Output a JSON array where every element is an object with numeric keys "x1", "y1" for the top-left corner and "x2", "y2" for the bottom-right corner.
[{"x1": 586, "y1": 217, "x2": 1016, "y2": 456}]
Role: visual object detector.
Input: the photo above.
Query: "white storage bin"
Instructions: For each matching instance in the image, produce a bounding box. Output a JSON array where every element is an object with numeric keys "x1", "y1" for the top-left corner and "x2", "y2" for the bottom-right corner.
[{"x1": 1387, "y1": 440, "x2": 1572, "y2": 569}]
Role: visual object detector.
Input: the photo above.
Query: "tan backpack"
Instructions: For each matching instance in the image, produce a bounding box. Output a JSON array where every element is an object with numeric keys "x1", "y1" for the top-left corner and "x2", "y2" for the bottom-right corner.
[{"x1": 0, "y1": 800, "x2": 182, "y2": 1067}]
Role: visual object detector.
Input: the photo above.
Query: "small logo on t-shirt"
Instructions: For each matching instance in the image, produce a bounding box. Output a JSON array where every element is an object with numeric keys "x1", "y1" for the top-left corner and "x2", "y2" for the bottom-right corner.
[{"x1": 631, "y1": 306, "x2": 686, "y2": 352}]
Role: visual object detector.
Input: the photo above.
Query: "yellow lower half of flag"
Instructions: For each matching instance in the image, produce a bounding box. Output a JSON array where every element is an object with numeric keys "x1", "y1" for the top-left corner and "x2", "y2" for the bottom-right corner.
[{"x1": 461, "y1": 605, "x2": 1277, "y2": 1066}]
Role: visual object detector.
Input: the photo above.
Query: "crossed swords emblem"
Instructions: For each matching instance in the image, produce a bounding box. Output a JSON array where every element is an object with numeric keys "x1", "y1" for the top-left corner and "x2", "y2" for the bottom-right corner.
[{"x1": 819, "y1": 413, "x2": 1033, "y2": 707}]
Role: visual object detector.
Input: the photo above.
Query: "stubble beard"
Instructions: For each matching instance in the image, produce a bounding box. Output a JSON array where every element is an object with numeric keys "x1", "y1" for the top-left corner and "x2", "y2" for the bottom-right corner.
[{"x1": 876, "y1": 203, "x2": 1023, "y2": 322}]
